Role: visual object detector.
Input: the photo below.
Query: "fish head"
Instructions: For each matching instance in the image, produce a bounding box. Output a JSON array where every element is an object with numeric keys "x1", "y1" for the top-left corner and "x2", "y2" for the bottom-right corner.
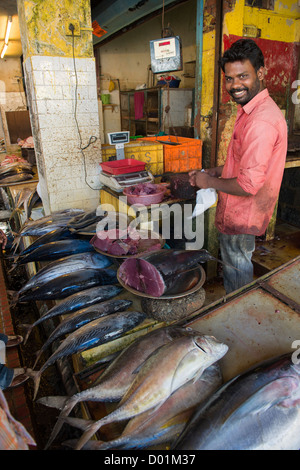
[{"x1": 193, "y1": 334, "x2": 229, "y2": 362}]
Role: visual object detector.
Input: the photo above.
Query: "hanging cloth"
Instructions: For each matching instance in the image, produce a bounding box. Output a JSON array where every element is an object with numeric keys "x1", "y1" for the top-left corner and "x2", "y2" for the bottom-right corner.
[{"x1": 134, "y1": 91, "x2": 145, "y2": 120}]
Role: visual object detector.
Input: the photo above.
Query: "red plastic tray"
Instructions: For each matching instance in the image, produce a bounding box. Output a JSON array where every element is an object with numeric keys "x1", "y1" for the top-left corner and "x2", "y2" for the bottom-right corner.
[{"x1": 100, "y1": 159, "x2": 146, "y2": 175}]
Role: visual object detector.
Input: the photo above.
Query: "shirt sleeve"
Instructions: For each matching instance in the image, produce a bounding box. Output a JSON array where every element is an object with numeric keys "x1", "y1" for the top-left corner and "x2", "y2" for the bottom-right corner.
[{"x1": 236, "y1": 120, "x2": 278, "y2": 196}]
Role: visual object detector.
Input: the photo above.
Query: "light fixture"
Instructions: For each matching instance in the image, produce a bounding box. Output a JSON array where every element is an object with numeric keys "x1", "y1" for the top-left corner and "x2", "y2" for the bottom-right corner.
[{"x1": 1, "y1": 16, "x2": 13, "y2": 59}]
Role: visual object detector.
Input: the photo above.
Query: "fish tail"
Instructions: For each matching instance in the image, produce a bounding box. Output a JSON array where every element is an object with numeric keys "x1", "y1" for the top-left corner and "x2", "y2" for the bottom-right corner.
[
  {"x1": 44, "y1": 396, "x2": 79, "y2": 449},
  {"x1": 32, "y1": 370, "x2": 42, "y2": 400},
  {"x1": 32, "y1": 349, "x2": 43, "y2": 370},
  {"x1": 75, "y1": 417, "x2": 111, "y2": 450},
  {"x1": 21, "y1": 324, "x2": 34, "y2": 345}
]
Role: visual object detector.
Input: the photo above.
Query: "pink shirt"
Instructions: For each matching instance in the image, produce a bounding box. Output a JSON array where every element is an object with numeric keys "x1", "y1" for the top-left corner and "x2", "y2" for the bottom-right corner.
[{"x1": 215, "y1": 89, "x2": 287, "y2": 236}]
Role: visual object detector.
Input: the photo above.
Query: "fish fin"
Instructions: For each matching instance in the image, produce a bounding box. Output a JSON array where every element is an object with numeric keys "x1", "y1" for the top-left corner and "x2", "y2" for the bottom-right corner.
[
  {"x1": 32, "y1": 349, "x2": 43, "y2": 370},
  {"x1": 44, "y1": 396, "x2": 80, "y2": 449},
  {"x1": 62, "y1": 439, "x2": 102, "y2": 450},
  {"x1": 225, "y1": 376, "x2": 299, "y2": 424},
  {"x1": 132, "y1": 344, "x2": 168, "y2": 375},
  {"x1": 30, "y1": 370, "x2": 42, "y2": 400},
  {"x1": 64, "y1": 417, "x2": 95, "y2": 430},
  {"x1": 37, "y1": 396, "x2": 70, "y2": 410}
]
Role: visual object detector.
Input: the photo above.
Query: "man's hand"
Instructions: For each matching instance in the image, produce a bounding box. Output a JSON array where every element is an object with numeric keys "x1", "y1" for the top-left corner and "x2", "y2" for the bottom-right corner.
[{"x1": 189, "y1": 170, "x2": 212, "y2": 189}]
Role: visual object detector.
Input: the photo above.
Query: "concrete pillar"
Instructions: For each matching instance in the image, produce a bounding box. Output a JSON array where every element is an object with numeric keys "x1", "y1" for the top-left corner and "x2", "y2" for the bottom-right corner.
[{"x1": 17, "y1": 0, "x2": 102, "y2": 214}]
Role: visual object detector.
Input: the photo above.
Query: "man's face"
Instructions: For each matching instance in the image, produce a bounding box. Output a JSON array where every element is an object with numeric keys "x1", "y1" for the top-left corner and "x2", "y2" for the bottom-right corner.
[{"x1": 224, "y1": 59, "x2": 265, "y2": 106}]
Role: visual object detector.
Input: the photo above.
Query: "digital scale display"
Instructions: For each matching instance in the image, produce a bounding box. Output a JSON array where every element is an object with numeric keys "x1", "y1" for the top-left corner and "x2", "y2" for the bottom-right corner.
[{"x1": 150, "y1": 36, "x2": 182, "y2": 74}]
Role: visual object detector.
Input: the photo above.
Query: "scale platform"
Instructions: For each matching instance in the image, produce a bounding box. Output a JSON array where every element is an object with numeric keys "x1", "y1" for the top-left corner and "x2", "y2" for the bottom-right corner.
[{"x1": 99, "y1": 169, "x2": 154, "y2": 192}]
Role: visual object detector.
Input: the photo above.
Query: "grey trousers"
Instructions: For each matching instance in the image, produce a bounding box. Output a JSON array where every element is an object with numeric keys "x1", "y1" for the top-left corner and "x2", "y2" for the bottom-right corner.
[{"x1": 218, "y1": 232, "x2": 256, "y2": 295}]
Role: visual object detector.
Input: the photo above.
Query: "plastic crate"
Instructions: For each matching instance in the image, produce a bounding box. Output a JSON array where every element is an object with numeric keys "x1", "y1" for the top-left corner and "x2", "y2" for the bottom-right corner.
[
  {"x1": 100, "y1": 159, "x2": 145, "y2": 175},
  {"x1": 101, "y1": 141, "x2": 164, "y2": 176},
  {"x1": 138, "y1": 135, "x2": 202, "y2": 173}
]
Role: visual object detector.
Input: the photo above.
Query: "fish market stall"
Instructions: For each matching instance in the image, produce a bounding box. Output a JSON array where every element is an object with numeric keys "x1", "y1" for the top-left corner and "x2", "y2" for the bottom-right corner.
[{"x1": 58, "y1": 254, "x2": 300, "y2": 450}]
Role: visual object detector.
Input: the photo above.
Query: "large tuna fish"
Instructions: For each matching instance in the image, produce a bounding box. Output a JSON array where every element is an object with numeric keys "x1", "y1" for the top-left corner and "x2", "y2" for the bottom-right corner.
[
  {"x1": 31, "y1": 310, "x2": 146, "y2": 400},
  {"x1": 173, "y1": 352, "x2": 300, "y2": 450},
  {"x1": 118, "y1": 249, "x2": 216, "y2": 297},
  {"x1": 17, "y1": 252, "x2": 112, "y2": 295},
  {"x1": 41, "y1": 326, "x2": 200, "y2": 449},
  {"x1": 17, "y1": 267, "x2": 118, "y2": 303},
  {"x1": 74, "y1": 333, "x2": 228, "y2": 450},
  {"x1": 66, "y1": 363, "x2": 223, "y2": 450},
  {"x1": 17, "y1": 239, "x2": 95, "y2": 264},
  {"x1": 32, "y1": 298, "x2": 133, "y2": 368},
  {"x1": 22, "y1": 284, "x2": 122, "y2": 344}
]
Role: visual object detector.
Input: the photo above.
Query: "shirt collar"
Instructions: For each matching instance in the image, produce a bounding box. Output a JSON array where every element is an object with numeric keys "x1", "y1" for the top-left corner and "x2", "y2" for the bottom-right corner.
[{"x1": 241, "y1": 88, "x2": 269, "y2": 115}]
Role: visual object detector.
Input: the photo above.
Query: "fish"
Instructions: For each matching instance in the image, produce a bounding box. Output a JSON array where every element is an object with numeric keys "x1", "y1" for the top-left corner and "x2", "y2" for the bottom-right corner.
[
  {"x1": 12, "y1": 209, "x2": 84, "y2": 253},
  {"x1": 16, "y1": 252, "x2": 113, "y2": 298},
  {"x1": 0, "y1": 173, "x2": 33, "y2": 184},
  {"x1": 31, "y1": 310, "x2": 147, "y2": 400},
  {"x1": 32, "y1": 298, "x2": 133, "y2": 368},
  {"x1": 14, "y1": 226, "x2": 75, "y2": 261},
  {"x1": 22, "y1": 284, "x2": 123, "y2": 344},
  {"x1": 173, "y1": 352, "x2": 300, "y2": 450},
  {"x1": 67, "y1": 209, "x2": 106, "y2": 230},
  {"x1": 68, "y1": 363, "x2": 223, "y2": 450},
  {"x1": 74, "y1": 333, "x2": 228, "y2": 450},
  {"x1": 23, "y1": 188, "x2": 41, "y2": 221},
  {"x1": 9, "y1": 188, "x2": 33, "y2": 220},
  {"x1": 17, "y1": 239, "x2": 95, "y2": 264},
  {"x1": 17, "y1": 267, "x2": 118, "y2": 303},
  {"x1": 41, "y1": 325, "x2": 198, "y2": 448},
  {"x1": 118, "y1": 249, "x2": 216, "y2": 297}
]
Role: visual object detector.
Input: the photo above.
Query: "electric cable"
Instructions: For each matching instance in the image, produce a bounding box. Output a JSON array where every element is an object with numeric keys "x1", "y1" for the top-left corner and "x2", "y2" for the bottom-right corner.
[{"x1": 70, "y1": 25, "x2": 101, "y2": 190}]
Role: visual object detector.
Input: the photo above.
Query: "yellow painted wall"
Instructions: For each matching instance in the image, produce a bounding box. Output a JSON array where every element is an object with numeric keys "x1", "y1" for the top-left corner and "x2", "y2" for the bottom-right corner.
[{"x1": 17, "y1": 0, "x2": 94, "y2": 60}]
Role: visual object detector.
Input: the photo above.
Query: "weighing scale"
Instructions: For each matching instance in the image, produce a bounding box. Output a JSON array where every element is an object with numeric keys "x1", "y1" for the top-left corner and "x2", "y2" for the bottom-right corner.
[{"x1": 99, "y1": 131, "x2": 154, "y2": 192}]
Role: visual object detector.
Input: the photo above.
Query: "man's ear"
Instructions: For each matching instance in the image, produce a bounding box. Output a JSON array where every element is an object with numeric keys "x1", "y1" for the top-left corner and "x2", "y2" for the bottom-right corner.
[{"x1": 257, "y1": 66, "x2": 265, "y2": 82}]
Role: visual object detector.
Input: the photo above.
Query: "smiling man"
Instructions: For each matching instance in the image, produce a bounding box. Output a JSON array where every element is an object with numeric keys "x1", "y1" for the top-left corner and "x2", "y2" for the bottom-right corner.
[{"x1": 189, "y1": 39, "x2": 287, "y2": 294}]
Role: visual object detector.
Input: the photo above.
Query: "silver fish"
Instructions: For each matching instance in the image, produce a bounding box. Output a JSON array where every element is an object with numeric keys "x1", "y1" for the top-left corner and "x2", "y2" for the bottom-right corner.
[
  {"x1": 42, "y1": 326, "x2": 198, "y2": 449},
  {"x1": 22, "y1": 284, "x2": 122, "y2": 344},
  {"x1": 31, "y1": 310, "x2": 147, "y2": 400},
  {"x1": 74, "y1": 334, "x2": 228, "y2": 450},
  {"x1": 173, "y1": 352, "x2": 300, "y2": 450},
  {"x1": 68, "y1": 363, "x2": 223, "y2": 450},
  {"x1": 17, "y1": 252, "x2": 112, "y2": 297},
  {"x1": 32, "y1": 298, "x2": 133, "y2": 368}
]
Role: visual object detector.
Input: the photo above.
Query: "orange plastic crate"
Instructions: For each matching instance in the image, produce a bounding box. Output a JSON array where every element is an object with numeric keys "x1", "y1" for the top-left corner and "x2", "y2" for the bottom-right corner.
[{"x1": 138, "y1": 136, "x2": 202, "y2": 173}]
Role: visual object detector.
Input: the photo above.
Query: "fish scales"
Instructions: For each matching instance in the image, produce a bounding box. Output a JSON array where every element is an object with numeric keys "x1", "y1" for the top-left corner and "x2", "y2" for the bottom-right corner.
[{"x1": 74, "y1": 334, "x2": 228, "y2": 450}]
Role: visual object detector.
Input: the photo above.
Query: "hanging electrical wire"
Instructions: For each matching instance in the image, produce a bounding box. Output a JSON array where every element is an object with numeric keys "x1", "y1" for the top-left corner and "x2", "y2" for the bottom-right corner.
[{"x1": 70, "y1": 25, "x2": 100, "y2": 191}]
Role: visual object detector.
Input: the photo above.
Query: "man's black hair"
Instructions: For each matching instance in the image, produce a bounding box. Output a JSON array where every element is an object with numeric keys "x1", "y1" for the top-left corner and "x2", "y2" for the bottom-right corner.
[{"x1": 219, "y1": 38, "x2": 265, "y2": 72}]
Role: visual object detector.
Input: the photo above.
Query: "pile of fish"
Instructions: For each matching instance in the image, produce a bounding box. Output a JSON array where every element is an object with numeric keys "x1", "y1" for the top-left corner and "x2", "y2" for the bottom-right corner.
[
  {"x1": 173, "y1": 352, "x2": 300, "y2": 450},
  {"x1": 37, "y1": 326, "x2": 228, "y2": 449},
  {"x1": 0, "y1": 161, "x2": 34, "y2": 184}
]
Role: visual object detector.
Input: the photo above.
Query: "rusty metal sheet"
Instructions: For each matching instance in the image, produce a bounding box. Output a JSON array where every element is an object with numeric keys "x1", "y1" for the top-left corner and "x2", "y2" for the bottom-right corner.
[
  {"x1": 263, "y1": 258, "x2": 300, "y2": 306},
  {"x1": 185, "y1": 287, "x2": 300, "y2": 383}
]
